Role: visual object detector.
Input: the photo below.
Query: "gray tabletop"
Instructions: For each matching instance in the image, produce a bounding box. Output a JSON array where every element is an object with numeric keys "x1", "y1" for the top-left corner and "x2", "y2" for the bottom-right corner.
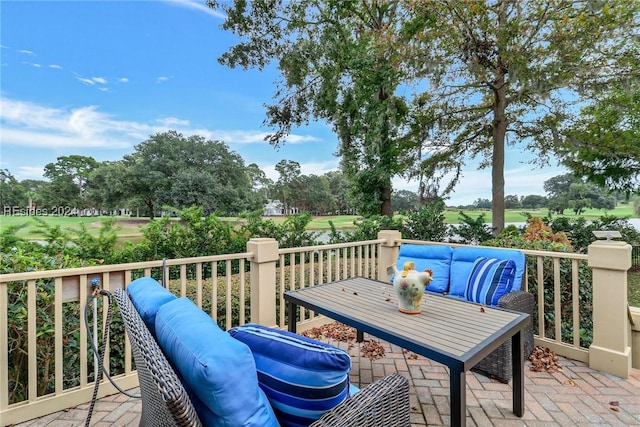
[{"x1": 285, "y1": 276, "x2": 528, "y2": 371}]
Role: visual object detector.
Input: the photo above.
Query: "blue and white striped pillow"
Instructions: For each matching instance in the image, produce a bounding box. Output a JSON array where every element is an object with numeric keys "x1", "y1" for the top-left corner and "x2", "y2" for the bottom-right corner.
[
  {"x1": 465, "y1": 257, "x2": 516, "y2": 306},
  {"x1": 229, "y1": 324, "x2": 351, "y2": 427}
]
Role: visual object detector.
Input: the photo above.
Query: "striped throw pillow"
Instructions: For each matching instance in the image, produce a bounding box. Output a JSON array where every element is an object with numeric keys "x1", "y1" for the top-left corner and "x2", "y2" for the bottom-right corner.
[
  {"x1": 229, "y1": 324, "x2": 351, "y2": 427},
  {"x1": 465, "y1": 257, "x2": 516, "y2": 306}
]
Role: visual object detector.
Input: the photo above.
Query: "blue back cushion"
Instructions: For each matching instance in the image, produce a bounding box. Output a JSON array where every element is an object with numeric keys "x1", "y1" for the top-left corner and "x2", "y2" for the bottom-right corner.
[
  {"x1": 126, "y1": 277, "x2": 176, "y2": 337},
  {"x1": 155, "y1": 298, "x2": 279, "y2": 427},
  {"x1": 465, "y1": 258, "x2": 517, "y2": 306},
  {"x1": 229, "y1": 323, "x2": 351, "y2": 427},
  {"x1": 395, "y1": 244, "x2": 453, "y2": 293},
  {"x1": 450, "y1": 247, "x2": 525, "y2": 298}
]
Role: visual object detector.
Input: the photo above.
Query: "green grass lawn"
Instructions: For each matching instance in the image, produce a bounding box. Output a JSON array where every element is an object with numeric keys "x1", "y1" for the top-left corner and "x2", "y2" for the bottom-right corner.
[{"x1": 0, "y1": 203, "x2": 636, "y2": 240}]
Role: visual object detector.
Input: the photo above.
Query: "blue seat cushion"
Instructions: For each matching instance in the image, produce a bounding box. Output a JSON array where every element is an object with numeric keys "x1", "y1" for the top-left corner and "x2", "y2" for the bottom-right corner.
[
  {"x1": 126, "y1": 277, "x2": 176, "y2": 337},
  {"x1": 449, "y1": 247, "x2": 525, "y2": 298},
  {"x1": 155, "y1": 298, "x2": 279, "y2": 427},
  {"x1": 465, "y1": 257, "x2": 517, "y2": 306},
  {"x1": 229, "y1": 323, "x2": 351, "y2": 427},
  {"x1": 395, "y1": 244, "x2": 453, "y2": 293}
]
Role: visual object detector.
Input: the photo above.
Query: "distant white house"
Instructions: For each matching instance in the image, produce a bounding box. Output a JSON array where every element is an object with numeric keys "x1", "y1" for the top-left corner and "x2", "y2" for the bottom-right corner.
[{"x1": 263, "y1": 200, "x2": 299, "y2": 216}]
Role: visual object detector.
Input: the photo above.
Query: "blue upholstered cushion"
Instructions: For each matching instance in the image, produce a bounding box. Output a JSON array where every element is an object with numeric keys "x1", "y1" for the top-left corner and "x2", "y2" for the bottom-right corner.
[
  {"x1": 155, "y1": 298, "x2": 279, "y2": 427},
  {"x1": 449, "y1": 247, "x2": 525, "y2": 297},
  {"x1": 125, "y1": 277, "x2": 176, "y2": 337},
  {"x1": 229, "y1": 323, "x2": 351, "y2": 427},
  {"x1": 465, "y1": 257, "x2": 517, "y2": 306},
  {"x1": 395, "y1": 244, "x2": 453, "y2": 293}
]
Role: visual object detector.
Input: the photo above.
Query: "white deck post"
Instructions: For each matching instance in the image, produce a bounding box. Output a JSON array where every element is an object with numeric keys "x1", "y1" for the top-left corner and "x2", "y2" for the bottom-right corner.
[
  {"x1": 377, "y1": 230, "x2": 402, "y2": 281},
  {"x1": 588, "y1": 239, "x2": 632, "y2": 378},
  {"x1": 247, "y1": 238, "x2": 279, "y2": 327}
]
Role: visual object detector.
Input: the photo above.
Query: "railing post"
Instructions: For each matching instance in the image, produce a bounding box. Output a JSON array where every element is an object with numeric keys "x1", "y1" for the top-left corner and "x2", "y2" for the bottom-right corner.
[
  {"x1": 377, "y1": 230, "x2": 402, "y2": 281},
  {"x1": 587, "y1": 239, "x2": 632, "y2": 378},
  {"x1": 247, "y1": 238, "x2": 279, "y2": 327}
]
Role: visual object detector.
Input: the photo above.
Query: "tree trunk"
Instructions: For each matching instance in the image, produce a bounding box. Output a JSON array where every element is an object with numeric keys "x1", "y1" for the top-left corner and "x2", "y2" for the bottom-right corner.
[
  {"x1": 492, "y1": 84, "x2": 507, "y2": 234},
  {"x1": 381, "y1": 184, "x2": 392, "y2": 216}
]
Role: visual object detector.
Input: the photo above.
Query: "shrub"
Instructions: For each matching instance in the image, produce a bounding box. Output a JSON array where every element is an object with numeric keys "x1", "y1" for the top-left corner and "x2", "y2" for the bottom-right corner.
[{"x1": 485, "y1": 217, "x2": 593, "y2": 347}]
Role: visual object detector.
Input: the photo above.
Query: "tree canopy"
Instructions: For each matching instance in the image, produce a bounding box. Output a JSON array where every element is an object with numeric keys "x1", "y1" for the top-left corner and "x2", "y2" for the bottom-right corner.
[
  {"x1": 402, "y1": 0, "x2": 639, "y2": 232},
  {"x1": 210, "y1": 0, "x2": 421, "y2": 216},
  {"x1": 210, "y1": 0, "x2": 639, "y2": 230}
]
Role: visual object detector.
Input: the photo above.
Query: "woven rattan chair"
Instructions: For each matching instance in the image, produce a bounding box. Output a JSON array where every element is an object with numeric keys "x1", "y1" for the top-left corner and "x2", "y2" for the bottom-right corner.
[
  {"x1": 114, "y1": 288, "x2": 411, "y2": 427},
  {"x1": 472, "y1": 290, "x2": 535, "y2": 383}
]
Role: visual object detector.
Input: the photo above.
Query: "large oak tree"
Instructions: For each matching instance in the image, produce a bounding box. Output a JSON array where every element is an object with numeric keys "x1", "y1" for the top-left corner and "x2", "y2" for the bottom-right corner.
[
  {"x1": 209, "y1": 0, "x2": 421, "y2": 216},
  {"x1": 404, "y1": 0, "x2": 639, "y2": 232}
]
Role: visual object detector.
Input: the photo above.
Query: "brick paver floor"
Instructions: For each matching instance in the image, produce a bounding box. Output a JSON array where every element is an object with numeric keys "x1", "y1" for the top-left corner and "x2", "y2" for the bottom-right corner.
[{"x1": 12, "y1": 335, "x2": 640, "y2": 426}]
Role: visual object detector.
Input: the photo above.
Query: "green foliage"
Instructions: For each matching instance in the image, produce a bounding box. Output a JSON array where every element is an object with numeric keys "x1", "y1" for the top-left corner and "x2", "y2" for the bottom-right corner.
[
  {"x1": 401, "y1": 199, "x2": 449, "y2": 242},
  {"x1": 544, "y1": 214, "x2": 640, "y2": 253},
  {"x1": 485, "y1": 221, "x2": 593, "y2": 348},
  {"x1": 212, "y1": 0, "x2": 421, "y2": 216},
  {"x1": 330, "y1": 215, "x2": 404, "y2": 243},
  {"x1": 452, "y1": 212, "x2": 494, "y2": 245},
  {"x1": 559, "y1": 83, "x2": 640, "y2": 192}
]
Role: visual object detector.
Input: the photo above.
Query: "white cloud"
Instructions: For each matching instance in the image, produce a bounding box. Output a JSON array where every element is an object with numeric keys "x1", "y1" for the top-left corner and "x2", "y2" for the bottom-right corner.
[
  {"x1": 0, "y1": 98, "x2": 147, "y2": 149},
  {"x1": 19, "y1": 49, "x2": 34, "y2": 55},
  {"x1": 191, "y1": 129, "x2": 320, "y2": 145},
  {"x1": 98, "y1": 87, "x2": 109, "y2": 92},
  {"x1": 261, "y1": 159, "x2": 340, "y2": 182},
  {"x1": 75, "y1": 76, "x2": 108, "y2": 87},
  {"x1": 17, "y1": 166, "x2": 46, "y2": 179},
  {"x1": 163, "y1": 0, "x2": 226, "y2": 19},
  {"x1": 118, "y1": 77, "x2": 129, "y2": 83},
  {"x1": 393, "y1": 163, "x2": 567, "y2": 206},
  {"x1": 31, "y1": 63, "x2": 42, "y2": 68},
  {"x1": 157, "y1": 76, "x2": 170, "y2": 83},
  {"x1": 156, "y1": 117, "x2": 190, "y2": 127},
  {"x1": 49, "y1": 64, "x2": 62, "y2": 69}
]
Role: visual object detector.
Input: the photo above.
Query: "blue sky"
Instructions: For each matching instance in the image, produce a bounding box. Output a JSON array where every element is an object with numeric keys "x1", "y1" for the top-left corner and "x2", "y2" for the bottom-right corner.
[{"x1": 0, "y1": 0, "x2": 565, "y2": 206}]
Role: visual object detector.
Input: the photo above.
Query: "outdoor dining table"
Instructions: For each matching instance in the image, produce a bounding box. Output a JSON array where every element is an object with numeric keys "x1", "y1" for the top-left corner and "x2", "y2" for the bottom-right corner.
[{"x1": 285, "y1": 276, "x2": 530, "y2": 427}]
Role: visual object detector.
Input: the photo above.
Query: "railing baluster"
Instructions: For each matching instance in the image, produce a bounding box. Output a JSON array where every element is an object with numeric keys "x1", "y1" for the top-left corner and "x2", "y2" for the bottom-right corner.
[
  {"x1": 196, "y1": 263, "x2": 203, "y2": 308},
  {"x1": 79, "y1": 275, "x2": 88, "y2": 388},
  {"x1": 180, "y1": 265, "x2": 187, "y2": 297},
  {"x1": 239, "y1": 260, "x2": 246, "y2": 326},
  {"x1": 553, "y1": 258, "x2": 562, "y2": 342},
  {"x1": 211, "y1": 261, "x2": 218, "y2": 319},
  {"x1": 536, "y1": 256, "x2": 545, "y2": 339},
  {"x1": 1, "y1": 280, "x2": 9, "y2": 411},
  {"x1": 28, "y1": 279, "x2": 37, "y2": 400},
  {"x1": 54, "y1": 277, "x2": 63, "y2": 394},
  {"x1": 279, "y1": 254, "x2": 286, "y2": 328},
  {"x1": 572, "y1": 259, "x2": 580, "y2": 347},
  {"x1": 102, "y1": 272, "x2": 111, "y2": 376},
  {"x1": 225, "y1": 261, "x2": 232, "y2": 330}
]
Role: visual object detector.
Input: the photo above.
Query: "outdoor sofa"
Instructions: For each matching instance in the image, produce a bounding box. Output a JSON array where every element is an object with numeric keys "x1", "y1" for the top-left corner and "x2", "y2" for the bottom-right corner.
[
  {"x1": 114, "y1": 277, "x2": 411, "y2": 427},
  {"x1": 393, "y1": 243, "x2": 535, "y2": 382}
]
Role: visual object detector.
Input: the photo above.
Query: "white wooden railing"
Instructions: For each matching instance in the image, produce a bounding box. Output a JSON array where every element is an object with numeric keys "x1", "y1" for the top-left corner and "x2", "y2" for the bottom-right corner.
[{"x1": 0, "y1": 233, "x2": 633, "y2": 426}]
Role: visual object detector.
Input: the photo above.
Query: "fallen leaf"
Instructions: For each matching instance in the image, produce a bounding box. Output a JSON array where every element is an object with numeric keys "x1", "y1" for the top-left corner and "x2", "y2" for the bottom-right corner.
[
  {"x1": 480, "y1": 307, "x2": 485, "y2": 313},
  {"x1": 528, "y1": 346, "x2": 563, "y2": 373},
  {"x1": 610, "y1": 406, "x2": 620, "y2": 412},
  {"x1": 353, "y1": 292, "x2": 358, "y2": 296},
  {"x1": 564, "y1": 379, "x2": 576, "y2": 386},
  {"x1": 385, "y1": 298, "x2": 391, "y2": 302},
  {"x1": 609, "y1": 401, "x2": 619, "y2": 407}
]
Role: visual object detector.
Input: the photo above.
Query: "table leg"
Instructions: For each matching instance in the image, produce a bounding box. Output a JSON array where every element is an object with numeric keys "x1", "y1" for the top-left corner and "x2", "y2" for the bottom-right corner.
[
  {"x1": 512, "y1": 329, "x2": 525, "y2": 416},
  {"x1": 288, "y1": 301, "x2": 297, "y2": 333},
  {"x1": 356, "y1": 330, "x2": 364, "y2": 342},
  {"x1": 450, "y1": 367, "x2": 466, "y2": 427}
]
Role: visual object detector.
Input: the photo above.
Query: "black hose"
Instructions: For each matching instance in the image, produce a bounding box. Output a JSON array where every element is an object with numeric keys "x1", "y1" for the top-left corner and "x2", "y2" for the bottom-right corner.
[{"x1": 83, "y1": 290, "x2": 140, "y2": 426}]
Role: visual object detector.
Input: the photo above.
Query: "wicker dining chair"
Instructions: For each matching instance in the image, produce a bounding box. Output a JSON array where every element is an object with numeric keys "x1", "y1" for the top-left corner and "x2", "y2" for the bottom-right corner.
[{"x1": 114, "y1": 288, "x2": 411, "y2": 427}]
